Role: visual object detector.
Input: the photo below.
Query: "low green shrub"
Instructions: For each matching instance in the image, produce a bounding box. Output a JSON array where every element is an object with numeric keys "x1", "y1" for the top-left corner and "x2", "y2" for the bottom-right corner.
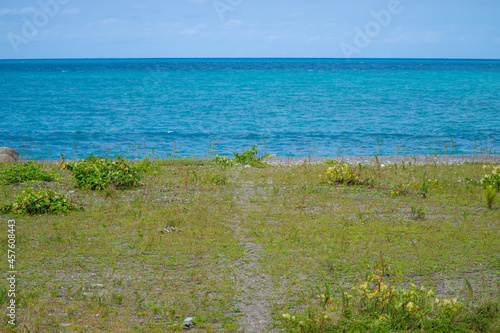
[
  {"x1": 0, "y1": 188, "x2": 80, "y2": 215},
  {"x1": 0, "y1": 161, "x2": 56, "y2": 185},
  {"x1": 67, "y1": 155, "x2": 140, "y2": 191},
  {"x1": 279, "y1": 272, "x2": 497, "y2": 332},
  {"x1": 320, "y1": 161, "x2": 360, "y2": 185},
  {"x1": 214, "y1": 155, "x2": 238, "y2": 168},
  {"x1": 214, "y1": 145, "x2": 273, "y2": 168}
]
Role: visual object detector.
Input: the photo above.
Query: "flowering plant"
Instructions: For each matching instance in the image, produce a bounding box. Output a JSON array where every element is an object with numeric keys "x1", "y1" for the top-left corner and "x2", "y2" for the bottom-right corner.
[
  {"x1": 320, "y1": 161, "x2": 360, "y2": 185},
  {"x1": 481, "y1": 165, "x2": 500, "y2": 190},
  {"x1": 279, "y1": 271, "x2": 464, "y2": 332}
]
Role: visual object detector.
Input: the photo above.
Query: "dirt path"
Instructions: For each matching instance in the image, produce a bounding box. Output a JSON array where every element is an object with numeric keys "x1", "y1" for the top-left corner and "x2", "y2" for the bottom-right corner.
[{"x1": 230, "y1": 184, "x2": 276, "y2": 333}]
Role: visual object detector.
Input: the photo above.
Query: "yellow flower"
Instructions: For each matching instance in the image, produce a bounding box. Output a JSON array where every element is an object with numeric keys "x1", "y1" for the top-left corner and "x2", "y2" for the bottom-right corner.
[
  {"x1": 379, "y1": 316, "x2": 386, "y2": 320},
  {"x1": 331, "y1": 306, "x2": 335, "y2": 312},
  {"x1": 407, "y1": 302, "x2": 414, "y2": 310}
]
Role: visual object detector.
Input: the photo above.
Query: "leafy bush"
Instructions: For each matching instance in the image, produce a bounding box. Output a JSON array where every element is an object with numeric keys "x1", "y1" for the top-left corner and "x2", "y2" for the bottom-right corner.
[
  {"x1": 0, "y1": 161, "x2": 56, "y2": 185},
  {"x1": 481, "y1": 165, "x2": 500, "y2": 190},
  {"x1": 214, "y1": 145, "x2": 273, "y2": 168},
  {"x1": 320, "y1": 161, "x2": 360, "y2": 185},
  {"x1": 214, "y1": 155, "x2": 238, "y2": 168},
  {"x1": 0, "y1": 188, "x2": 80, "y2": 215},
  {"x1": 279, "y1": 272, "x2": 495, "y2": 332},
  {"x1": 68, "y1": 155, "x2": 140, "y2": 191}
]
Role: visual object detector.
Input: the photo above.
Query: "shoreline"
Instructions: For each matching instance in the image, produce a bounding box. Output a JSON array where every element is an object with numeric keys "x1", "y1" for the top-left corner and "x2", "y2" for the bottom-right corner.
[
  {"x1": 266, "y1": 154, "x2": 500, "y2": 165},
  {"x1": 15, "y1": 153, "x2": 500, "y2": 166}
]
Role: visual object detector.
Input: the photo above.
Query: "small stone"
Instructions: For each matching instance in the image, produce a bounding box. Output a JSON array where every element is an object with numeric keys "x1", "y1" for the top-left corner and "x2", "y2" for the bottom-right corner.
[
  {"x1": 0, "y1": 154, "x2": 15, "y2": 163},
  {"x1": 183, "y1": 317, "x2": 196, "y2": 330},
  {"x1": 61, "y1": 323, "x2": 71, "y2": 327},
  {"x1": 0, "y1": 147, "x2": 19, "y2": 161}
]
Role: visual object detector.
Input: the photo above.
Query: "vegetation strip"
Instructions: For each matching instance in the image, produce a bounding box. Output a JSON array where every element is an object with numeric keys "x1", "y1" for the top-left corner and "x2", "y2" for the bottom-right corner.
[{"x1": 0, "y1": 150, "x2": 498, "y2": 332}]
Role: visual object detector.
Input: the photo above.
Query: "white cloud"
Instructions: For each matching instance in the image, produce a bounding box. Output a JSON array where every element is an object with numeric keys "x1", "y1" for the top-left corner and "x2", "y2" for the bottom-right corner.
[
  {"x1": 0, "y1": 8, "x2": 11, "y2": 16},
  {"x1": 222, "y1": 19, "x2": 242, "y2": 29}
]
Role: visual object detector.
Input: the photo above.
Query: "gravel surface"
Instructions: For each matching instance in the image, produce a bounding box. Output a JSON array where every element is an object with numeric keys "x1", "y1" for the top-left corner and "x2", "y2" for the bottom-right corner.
[{"x1": 266, "y1": 154, "x2": 500, "y2": 165}]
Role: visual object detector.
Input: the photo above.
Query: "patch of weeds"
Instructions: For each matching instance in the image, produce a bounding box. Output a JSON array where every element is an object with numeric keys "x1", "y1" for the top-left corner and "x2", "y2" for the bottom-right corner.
[
  {"x1": 410, "y1": 206, "x2": 426, "y2": 220},
  {"x1": 103, "y1": 184, "x2": 117, "y2": 199},
  {"x1": 390, "y1": 182, "x2": 411, "y2": 198},
  {"x1": 0, "y1": 187, "x2": 80, "y2": 215},
  {"x1": 0, "y1": 287, "x2": 7, "y2": 305},
  {"x1": 67, "y1": 155, "x2": 141, "y2": 191},
  {"x1": 205, "y1": 173, "x2": 227, "y2": 186},
  {"x1": 481, "y1": 166, "x2": 499, "y2": 208},
  {"x1": 214, "y1": 145, "x2": 273, "y2": 168},
  {"x1": 420, "y1": 173, "x2": 430, "y2": 198},
  {"x1": 214, "y1": 155, "x2": 238, "y2": 168},
  {"x1": 320, "y1": 161, "x2": 361, "y2": 185},
  {"x1": 484, "y1": 186, "x2": 497, "y2": 209},
  {"x1": 279, "y1": 272, "x2": 497, "y2": 333},
  {"x1": 133, "y1": 157, "x2": 160, "y2": 174},
  {"x1": 0, "y1": 161, "x2": 56, "y2": 185}
]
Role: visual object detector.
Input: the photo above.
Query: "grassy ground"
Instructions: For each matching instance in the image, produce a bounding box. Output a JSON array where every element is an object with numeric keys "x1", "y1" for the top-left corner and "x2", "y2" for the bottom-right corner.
[{"x1": 1, "y1": 157, "x2": 499, "y2": 332}]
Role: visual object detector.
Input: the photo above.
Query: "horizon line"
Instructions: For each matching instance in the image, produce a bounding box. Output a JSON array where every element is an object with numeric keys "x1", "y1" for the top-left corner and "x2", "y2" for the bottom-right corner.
[{"x1": 1, "y1": 57, "x2": 500, "y2": 61}]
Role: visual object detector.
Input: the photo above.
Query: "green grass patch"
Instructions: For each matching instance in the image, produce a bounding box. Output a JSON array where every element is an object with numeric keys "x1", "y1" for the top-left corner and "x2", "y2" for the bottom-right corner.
[{"x1": 0, "y1": 157, "x2": 498, "y2": 332}]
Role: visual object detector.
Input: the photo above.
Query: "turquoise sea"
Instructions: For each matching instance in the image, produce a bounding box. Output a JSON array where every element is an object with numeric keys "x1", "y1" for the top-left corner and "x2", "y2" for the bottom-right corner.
[{"x1": 0, "y1": 58, "x2": 499, "y2": 160}]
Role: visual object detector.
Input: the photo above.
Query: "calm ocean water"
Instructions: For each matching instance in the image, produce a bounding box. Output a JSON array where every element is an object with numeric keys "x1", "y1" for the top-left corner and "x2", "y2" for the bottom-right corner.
[{"x1": 1, "y1": 58, "x2": 499, "y2": 160}]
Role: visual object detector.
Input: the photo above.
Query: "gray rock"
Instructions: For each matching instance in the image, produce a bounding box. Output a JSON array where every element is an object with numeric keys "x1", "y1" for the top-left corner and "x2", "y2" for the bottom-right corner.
[
  {"x1": 0, "y1": 147, "x2": 19, "y2": 161},
  {"x1": 0, "y1": 154, "x2": 15, "y2": 163}
]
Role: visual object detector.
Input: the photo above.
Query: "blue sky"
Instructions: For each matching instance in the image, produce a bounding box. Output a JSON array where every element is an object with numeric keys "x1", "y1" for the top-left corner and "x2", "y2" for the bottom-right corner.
[{"x1": 0, "y1": 0, "x2": 499, "y2": 59}]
